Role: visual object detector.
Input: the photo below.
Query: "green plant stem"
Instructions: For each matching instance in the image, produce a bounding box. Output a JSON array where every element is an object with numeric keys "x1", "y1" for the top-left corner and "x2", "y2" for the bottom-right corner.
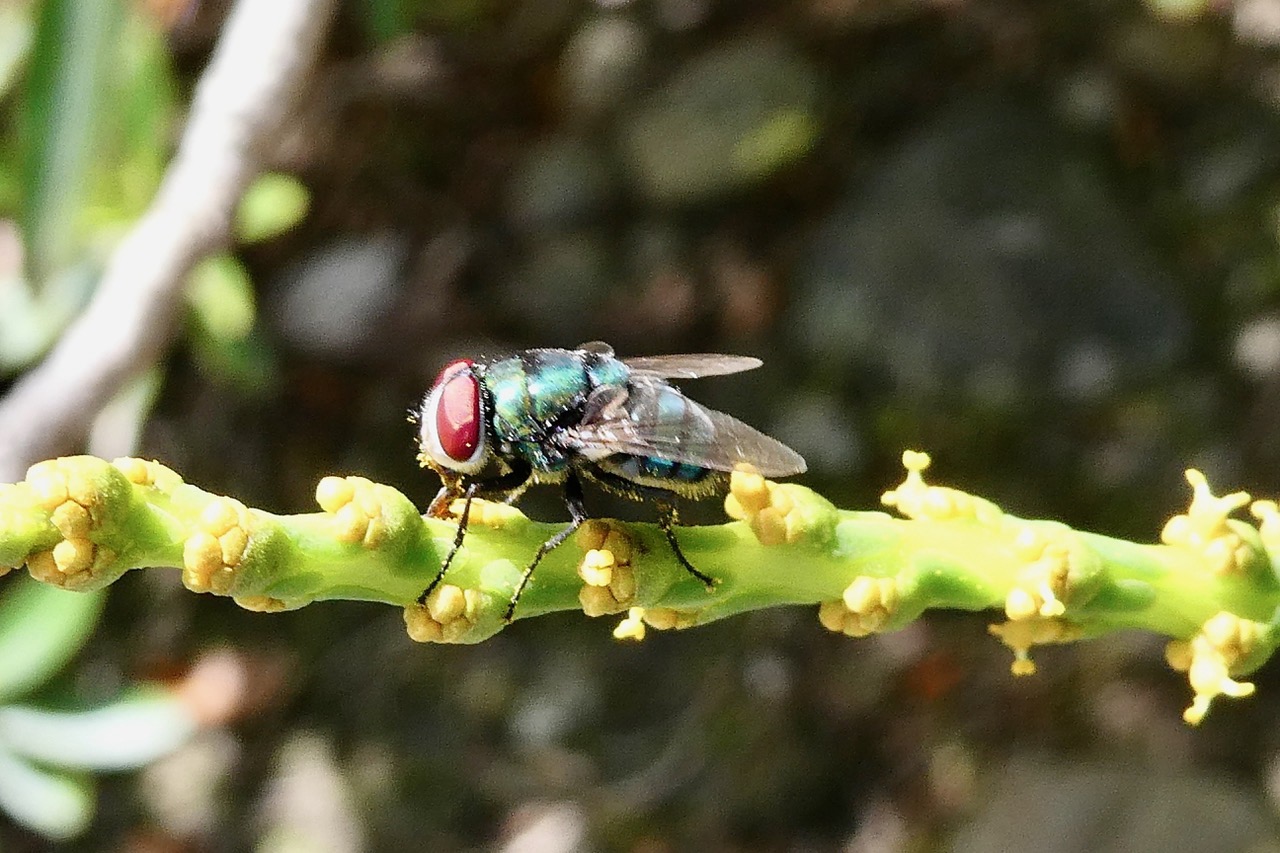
[{"x1": 2, "y1": 453, "x2": 1279, "y2": 723}]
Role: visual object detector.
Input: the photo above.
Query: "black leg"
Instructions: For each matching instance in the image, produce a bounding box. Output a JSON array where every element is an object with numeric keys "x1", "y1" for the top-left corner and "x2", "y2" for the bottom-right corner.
[
  {"x1": 418, "y1": 482, "x2": 478, "y2": 606},
  {"x1": 656, "y1": 501, "x2": 715, "y2": 589},
  {"x1": 418, "y1": 461, "x2": 535, "y2": 606},
  {"x1": 581, "y1": 465, "x2": 718, "y2": 591},
  {"x1": 505, "y1": 473, "x2": 588, "y2": 622}
]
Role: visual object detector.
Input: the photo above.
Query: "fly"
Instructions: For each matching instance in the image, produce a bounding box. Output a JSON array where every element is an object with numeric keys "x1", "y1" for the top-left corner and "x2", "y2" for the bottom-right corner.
[{"x1": 414, "y1": 341, "x2": 806, "y2": 621}]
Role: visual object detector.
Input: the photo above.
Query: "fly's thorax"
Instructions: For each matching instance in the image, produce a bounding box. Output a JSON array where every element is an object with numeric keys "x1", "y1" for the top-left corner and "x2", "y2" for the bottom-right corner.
[{"x1": 483, "y1": 348, "x2": 630, "y2": 473}]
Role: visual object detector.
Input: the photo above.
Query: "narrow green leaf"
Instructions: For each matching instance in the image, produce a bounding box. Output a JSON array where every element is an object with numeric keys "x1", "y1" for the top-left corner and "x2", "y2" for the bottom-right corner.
[
  {"x1": 20, "y1": 0, "x2": 124, "y2": 284},
  {"x1": 0, "y1": 2, "x2": 34, "y2": 102},
  {"x1": 0, "y1": 577, "x2": 105, "y2": 705},
  {"x1": 82, "y1": 7, "x2": 176, "y2": 229},
  {"x1": 234, "y1": 173, "x2": 310, "y2": 244},
  {"x1": 0, "y1": 690, "x2": 196, "y2": 771},
  {"x1": 0, "y1": 747, "x2": 94, "y2": 840}
]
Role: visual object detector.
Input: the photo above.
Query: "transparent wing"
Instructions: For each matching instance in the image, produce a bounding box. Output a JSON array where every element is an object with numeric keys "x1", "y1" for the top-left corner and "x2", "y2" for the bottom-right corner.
[
  {"x1": 621, "y1": 353, "x2": 763, "y2": 379},
  {"x1": 564, "y1": 381, "x2": 806, "y2": 477}
]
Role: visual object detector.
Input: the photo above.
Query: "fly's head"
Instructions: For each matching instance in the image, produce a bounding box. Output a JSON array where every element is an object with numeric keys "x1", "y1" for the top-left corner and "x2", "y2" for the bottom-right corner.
[{"x1": 417, "y1": 359, "x2": 493, "y2": 489}]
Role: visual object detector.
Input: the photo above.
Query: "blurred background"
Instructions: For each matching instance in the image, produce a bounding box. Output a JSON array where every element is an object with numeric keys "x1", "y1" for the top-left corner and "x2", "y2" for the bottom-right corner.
[{"x1": 2, "y1": 0, "x2": 1280, "y2": 849}]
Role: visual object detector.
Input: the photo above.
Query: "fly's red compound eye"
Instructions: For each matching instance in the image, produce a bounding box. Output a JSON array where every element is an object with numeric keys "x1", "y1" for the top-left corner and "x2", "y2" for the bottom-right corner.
[
  {"x1": 436, "y1": 362, "x2": 479, "y2": 461},
  {"x1": 419, "y1": 359, "x2": 487, "y2": 472}
]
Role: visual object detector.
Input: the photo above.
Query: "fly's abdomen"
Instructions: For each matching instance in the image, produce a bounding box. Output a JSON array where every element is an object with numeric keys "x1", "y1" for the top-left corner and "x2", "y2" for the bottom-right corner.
[{"x1": 613, "y1": 455, "x2": 711, "y2": 482}]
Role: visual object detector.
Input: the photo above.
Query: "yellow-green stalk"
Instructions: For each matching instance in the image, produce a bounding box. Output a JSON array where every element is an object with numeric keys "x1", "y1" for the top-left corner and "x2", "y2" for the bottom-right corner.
[{"x1": 2, "y1": 451, "x2": 1279, "y2": 725}]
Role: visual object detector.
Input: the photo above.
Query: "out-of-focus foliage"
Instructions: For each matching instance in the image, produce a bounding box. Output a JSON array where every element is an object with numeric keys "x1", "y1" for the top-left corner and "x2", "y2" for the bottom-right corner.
[
  {"x1": 0, "y1": 0, "x2": 176, "y2": 372},
  {"x1": 235, "y1": 173, "x2": 310, "y2": 245},
  {"x1": 8, "y1": 0, "x2": 1280, "y2": 849},
  {"x1": 0, "y1": 578, "x2": 195, "y2": 840}
]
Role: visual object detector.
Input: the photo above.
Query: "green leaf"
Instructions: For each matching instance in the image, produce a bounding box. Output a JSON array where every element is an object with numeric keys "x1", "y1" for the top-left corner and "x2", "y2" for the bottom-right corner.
[
  {"x1": 0, "y1": 577, "x2": 105, "y2": 705},
  {"x1": 186, "y1": 254, "x2": 279, "y2": 392},
  {"x1": 235, "y1": 173, "x2": 310, "y2": 244},
  {"x1": 0, "y1": 747, "x2": 94, "y2": 840},
  {"x1": 19, "y1": 0, "x2": 124, "y2": 284},
  {"x1": 82, "y1": 7, "x2": 176, "y2": 229},
  {"x1": 0, "y1": 690, "x2": 196, "y2": 771},
  {"x1": 19, "y1": 0, "x2": 175, "y2": 289},
  {"x1": 188, "y1": 255, "x2": 256, "y2": 341},
  {"x1": 0, "y1": 2, "x2": 34, "y2": 102}
]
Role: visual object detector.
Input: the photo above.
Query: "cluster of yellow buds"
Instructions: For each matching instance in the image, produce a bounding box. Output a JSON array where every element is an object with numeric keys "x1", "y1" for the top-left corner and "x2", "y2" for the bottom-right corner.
[
  {"x1": 613, "y1": 605, "x2": 700, "y2": 641},
  {"x1": 881, "y1": 451, "x2": 1003, "y2": 527},
  {"x1": 1161, "y1": 470, "x2": 1255, "y2": 576},
  {"x1": 1166, "y1": 611, "x2": 1264, "y2": 724},
  {"x1": 112, "y1": 457, "x2": 182, "y2": 492},
  {"x1": 576, "y1": 520, "x2": 637, "y2": 617},
  {"x1": 1005, "y1": 525, "x2": 1080, "y2": 620},
  {"x1": 818, "y1": 576, "x2": 899, "y2": 637},
  {"x1": 987, "y1": 617, "x2": 1081, "y2": 676},
  {"x1": 22, "y1": 458, "x2": 123, "y2": 589},
  {"x1": 404, "y1": 584, "x2": 483, "y2": 643},
  {"x1": 725, "y1": 465, "x2": 808, "y2": 545},
  {"x1": 981, "y1": 525, "x2": 1089, "y2": 674},
  {"x1": 182, "y1": 496, "x2": 253, "y2": 595},
  {"x1": 315, "y1": 476, "x2": 399, "y2": 548}
]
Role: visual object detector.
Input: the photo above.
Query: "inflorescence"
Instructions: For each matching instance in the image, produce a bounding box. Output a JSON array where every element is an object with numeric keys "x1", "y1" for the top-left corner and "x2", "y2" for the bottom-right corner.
[{"x1": 3, "y1": 452, "x2": 1280, "y2": 724}]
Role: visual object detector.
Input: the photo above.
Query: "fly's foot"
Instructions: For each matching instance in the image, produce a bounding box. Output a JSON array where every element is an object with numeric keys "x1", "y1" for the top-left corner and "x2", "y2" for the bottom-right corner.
[
  {"x1": 1166, "y1": 611, "x2": 1265, "y2": 724},
  {"x1": 22, "y1": 457, "x2": 131, "y2": 590},
  {"x1": 1162, "y1": 470, "x2": 1258, "y2": 577},
  {"x1": 576, "y1": 520, "x2": 637, "y2": 617},
  {"x1": 725, "y1": 464, "x2": 807, "y2": 546},
  {"x1": 404, "y1": 584, "x2": 482, "y2": 643},
  {"x1": 183, "y1": 496, "x2": 255, "y2": 595},
  {"x1": 818, "y1": 576, "x2": 900, "y2": 637},
  {"x1": 612, "y1": 606, "x2": 700, "y2": 641}
]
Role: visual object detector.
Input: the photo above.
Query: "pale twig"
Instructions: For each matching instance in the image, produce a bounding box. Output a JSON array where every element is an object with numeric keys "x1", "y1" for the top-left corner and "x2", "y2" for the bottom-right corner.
[{"x1": 0, "y1": 0, "x2": 338, "y2": 482}]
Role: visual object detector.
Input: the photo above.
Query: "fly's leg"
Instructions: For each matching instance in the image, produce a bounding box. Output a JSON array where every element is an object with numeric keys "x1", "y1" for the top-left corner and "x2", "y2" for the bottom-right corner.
[
  {"x1": 656, "y1": 501, "x2": 715, "y2": 589},
  {"x1": 506, "y1": 473, "x2": 588, "y2": 622},
  {"x1": 418, "y1": 461, "x2": 533, "y2": 607},
  {"x1": 418, "y1": 482, "x2": 477, "y2": 606},
  {"x1": 579, "y1": 465, "x2": 718, "y2": 591},
  {"x1": 426, "y1": 484, "x2": 456, "y2": 518}
]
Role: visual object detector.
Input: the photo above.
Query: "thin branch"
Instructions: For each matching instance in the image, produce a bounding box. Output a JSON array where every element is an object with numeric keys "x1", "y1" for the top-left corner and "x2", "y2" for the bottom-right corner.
[{"x1": 0, "y1": 0, "x2": 338, "y2": 483}]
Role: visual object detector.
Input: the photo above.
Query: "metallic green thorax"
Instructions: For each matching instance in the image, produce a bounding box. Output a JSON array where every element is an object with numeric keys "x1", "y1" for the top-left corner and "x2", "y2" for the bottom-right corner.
[{"x1": 485, "y1": 349, "x2": 629, "y2": 473}]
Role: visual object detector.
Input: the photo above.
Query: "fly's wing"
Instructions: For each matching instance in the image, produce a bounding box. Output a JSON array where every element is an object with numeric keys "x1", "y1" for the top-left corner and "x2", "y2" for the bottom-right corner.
[
  {"x1": 621, "y1": 353, "x2": 762, "y2": 379},
  {"x1": 564, "y1": 380, "x2": 806, "y2": 478}
]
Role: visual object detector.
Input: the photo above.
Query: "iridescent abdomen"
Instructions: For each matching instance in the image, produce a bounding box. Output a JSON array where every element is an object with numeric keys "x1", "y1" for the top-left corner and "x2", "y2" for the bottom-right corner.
[
  {"x1": 609, "y1": 455, "x2": 711, "y2": 482},
  {"x1": 593, "y1": 381, "x2": 718, "y2": 492}
]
